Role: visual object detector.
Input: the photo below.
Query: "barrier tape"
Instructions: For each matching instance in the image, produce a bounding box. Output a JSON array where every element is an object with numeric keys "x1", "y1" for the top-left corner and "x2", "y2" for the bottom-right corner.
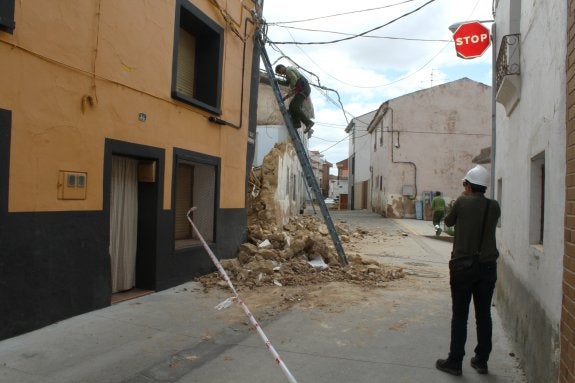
[{"x1": 187, "y1": 208, "x2": 298, "y2": 383}]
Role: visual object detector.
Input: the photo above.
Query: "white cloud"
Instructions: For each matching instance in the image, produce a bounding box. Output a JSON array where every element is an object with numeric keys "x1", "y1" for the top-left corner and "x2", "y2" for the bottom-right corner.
[{"x1": 261, "y1": 0, "x2": 494, "y2": 166}]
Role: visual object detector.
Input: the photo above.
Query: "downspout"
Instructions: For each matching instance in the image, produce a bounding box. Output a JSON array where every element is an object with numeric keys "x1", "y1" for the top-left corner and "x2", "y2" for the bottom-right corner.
[
  {"x1": 387, "y1": 106, "x2": 418, "y2": 199},
  {"x1": 208, "y1": 4, "x2": 257, "y2": 129},
  {"x1": 245, "y1": 2, "x2": 262, "y2": 205},
  {"x1": 490, "y1": 23, "x2": 497, "y2": 199}
]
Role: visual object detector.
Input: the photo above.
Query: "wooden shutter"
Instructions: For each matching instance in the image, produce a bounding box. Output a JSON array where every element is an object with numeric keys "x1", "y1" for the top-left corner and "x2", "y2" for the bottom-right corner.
[
  {"x1": 175, "y1": 163, "x2": 193, "y2": 240},
  {"x1": 176, "y1": 28, "x2": 196, "y2": 98}
]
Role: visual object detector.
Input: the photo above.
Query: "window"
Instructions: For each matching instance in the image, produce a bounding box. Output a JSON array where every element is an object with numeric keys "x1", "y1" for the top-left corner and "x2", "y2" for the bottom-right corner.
[
  {"x1": 530, "y1": 152, "x2": 545, "y2": 245},
  {"x1": 0, "y1": 1, "x2": 15, "y2": 33},
  {"x1": 174, "y1": 153, "x2": 218, "y2": 249},
  {"x1": 172, "y1": 0, "x2": 223, "y2": 114}
]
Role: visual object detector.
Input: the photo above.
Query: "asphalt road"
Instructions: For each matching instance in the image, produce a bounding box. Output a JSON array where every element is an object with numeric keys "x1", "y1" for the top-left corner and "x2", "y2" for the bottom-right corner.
[{"x1": 0, "y1": 210, "x2": 526, "y2": 383}]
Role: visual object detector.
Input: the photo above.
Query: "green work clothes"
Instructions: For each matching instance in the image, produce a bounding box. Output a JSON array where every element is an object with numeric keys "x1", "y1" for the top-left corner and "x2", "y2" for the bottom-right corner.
[
  {"x1": 283, "y1": 67, "x2": 311, "y2": 97},
  {"x1": 444, "y1": 193, "x2": 500, "y2": 263},
  {"x1": 431, "y1": 196, "x2": 446, "y2": 212}
]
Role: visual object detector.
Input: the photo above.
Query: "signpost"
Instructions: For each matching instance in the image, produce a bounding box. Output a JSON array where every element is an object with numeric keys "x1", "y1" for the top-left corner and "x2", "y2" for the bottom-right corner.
[{"x1": 452, "y1": 21, "x2": 491, "y2": 59}]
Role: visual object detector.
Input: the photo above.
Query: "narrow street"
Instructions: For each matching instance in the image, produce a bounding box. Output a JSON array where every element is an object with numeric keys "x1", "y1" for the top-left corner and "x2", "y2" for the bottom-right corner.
[{"x1": 0, "y1": 210, "x2": 525, "y2": 383}]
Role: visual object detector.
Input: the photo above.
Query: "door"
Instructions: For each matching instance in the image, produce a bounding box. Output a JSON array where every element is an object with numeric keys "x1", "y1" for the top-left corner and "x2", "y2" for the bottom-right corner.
[{"x1": 109, "y1": 156, "x2": 139, "y2": 293}]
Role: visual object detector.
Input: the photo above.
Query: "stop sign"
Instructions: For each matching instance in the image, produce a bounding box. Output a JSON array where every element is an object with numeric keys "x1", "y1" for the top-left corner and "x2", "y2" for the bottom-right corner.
[{"x1": 452, "y1": 21, "x2": 491, "y2": 59}]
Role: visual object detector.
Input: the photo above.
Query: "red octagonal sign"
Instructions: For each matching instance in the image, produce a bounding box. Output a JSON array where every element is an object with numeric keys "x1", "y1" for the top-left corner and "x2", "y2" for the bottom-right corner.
[{"x1": 452, "y1": 21, "x2": 491, "y2": 59}]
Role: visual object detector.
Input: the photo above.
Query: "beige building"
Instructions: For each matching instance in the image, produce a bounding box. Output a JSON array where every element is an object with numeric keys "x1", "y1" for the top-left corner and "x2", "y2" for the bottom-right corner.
[
  {"x1": 349, "y1": 78, "x2": 491, "y2": 218},
  {"x1": 0, "y1": 0, "x2": 261, "y2": 340}
]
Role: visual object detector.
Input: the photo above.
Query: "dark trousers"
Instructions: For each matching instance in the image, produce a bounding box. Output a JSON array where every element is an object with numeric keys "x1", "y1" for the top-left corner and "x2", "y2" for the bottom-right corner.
[
  {"x1": 432, "y1": 210, "x2": 444, "y2": 226},
  {"x1": 289, "y1": 93, "x2": 312, "y2": 128},
  {"x1": 448, "y1": 261, "x2": 497, "y2": 363}
]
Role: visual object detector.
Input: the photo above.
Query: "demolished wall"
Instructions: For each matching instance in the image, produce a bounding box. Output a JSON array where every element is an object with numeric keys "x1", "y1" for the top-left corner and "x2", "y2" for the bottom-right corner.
[
  {"x1": 199, "y1": 144, "x2": 405, "y2": 290},
  {"x1": 250, "y1": 142, "x2": 305, "y2": 227}
]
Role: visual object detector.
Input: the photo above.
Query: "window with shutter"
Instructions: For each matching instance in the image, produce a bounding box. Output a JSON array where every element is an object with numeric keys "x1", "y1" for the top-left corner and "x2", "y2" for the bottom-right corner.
[
  {"x1": 174, "y1": 163, "x2": 193, "y2": 240},
  {"x1": 0, "y1": 1, "x2": 15, "y2": 34},
  {"x1": 176, "y1": 29, "x2": 196, "y2": 99},
  {"x1": 174, "y1": 152, "x2": 218, "y2": 250},
  {"x1": 172, "y1": 0, "x2": 223, "y2": 115}
]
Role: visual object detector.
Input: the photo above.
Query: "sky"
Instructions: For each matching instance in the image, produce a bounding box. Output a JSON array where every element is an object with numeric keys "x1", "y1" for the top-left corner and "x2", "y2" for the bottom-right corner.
[{"x1": 260, "y1": 0, "x2": 494, "y2": 171}]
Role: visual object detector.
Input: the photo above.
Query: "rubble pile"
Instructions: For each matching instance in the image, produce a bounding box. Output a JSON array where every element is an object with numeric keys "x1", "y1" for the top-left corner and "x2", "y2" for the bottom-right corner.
[{"x1": 197, "y1": 215, "x2": 404, "y2": 290}]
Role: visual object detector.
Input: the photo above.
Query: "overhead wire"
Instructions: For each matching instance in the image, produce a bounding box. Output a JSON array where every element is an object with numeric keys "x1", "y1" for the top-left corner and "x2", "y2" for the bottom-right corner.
[
  {"x1": 266, "y1": 1, "x2": 449, "y2": 90},
  {"x1": 260, "y1": 0, "x2": 486, "y2": 158},
  {"x1": 266, "y1": 0, "x2": 417, "y2": 25},
  {"x1": 267, "y1": 42, "x2": 351, "y2": 124},
  {"x1": 268, "y1": 0, "x2": 437, "y2": 45},
  {"x1": 276, "y1": 25, "x2": 451, "y2": 42}
]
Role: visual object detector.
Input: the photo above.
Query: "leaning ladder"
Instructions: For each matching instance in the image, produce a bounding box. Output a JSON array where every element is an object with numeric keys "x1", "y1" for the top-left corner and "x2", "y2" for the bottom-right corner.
[{"x1": 260, "y1": 44, "x2": 348, "y2": 267}]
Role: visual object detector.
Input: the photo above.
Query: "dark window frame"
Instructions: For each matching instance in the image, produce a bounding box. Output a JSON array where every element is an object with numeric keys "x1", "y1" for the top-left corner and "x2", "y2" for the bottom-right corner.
[
  {"x1": 172, "y1": 148, "x2": 220, "y2": 250},
  {"x1": 171, "y1": 0, "x2": 224, "y2": 115},
  {"x1": 0, "y1": 1, "x2": 16, "y2": 34}
]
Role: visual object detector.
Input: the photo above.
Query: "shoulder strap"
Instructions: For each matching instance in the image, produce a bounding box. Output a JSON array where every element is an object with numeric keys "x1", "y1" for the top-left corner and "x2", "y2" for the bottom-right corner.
[{"x1": 475, "y1": 199, "x2": 491, "y2": 259}]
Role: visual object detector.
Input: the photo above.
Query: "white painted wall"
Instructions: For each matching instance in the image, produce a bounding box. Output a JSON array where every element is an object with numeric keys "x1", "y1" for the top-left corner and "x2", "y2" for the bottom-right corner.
[
  {"x1": 347, "y1": 110, "x2": 377, "y2": 209},
  {"x1": 493, "y1": 0, "x2": 566, "y2": 381},
  {"x1": 329, "y1": 178, "x2": 348, "y2": 199},
  {"x1": 495, "y1": 0, "x2": 565, "y2": 329},
  {"x1": 254, "y1": 125, "x2": 290, "y2": 166}
]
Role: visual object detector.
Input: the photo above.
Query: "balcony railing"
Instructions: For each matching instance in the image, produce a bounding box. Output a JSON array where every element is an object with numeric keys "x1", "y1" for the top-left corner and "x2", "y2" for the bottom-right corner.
[{"x1": 496, "y1": 34, "x2": 521, "y2": 90}]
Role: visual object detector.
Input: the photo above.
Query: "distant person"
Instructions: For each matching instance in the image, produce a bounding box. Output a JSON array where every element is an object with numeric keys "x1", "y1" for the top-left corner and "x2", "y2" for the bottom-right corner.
[
  {"x1": 275, "y1": 64, "x2": 315, "y2": 133},
  {"x1": 436, "y1": 165, "x2": 501, "y2": 376},
  {"x1": 430, "y1": 191, "x2": 446, "y2": 236}
]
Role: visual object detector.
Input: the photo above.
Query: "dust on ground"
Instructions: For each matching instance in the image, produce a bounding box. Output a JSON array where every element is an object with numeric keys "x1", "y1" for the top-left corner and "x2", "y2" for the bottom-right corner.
[{"x1": 195, "y1": 212, "x2": 409, "y2": 315}]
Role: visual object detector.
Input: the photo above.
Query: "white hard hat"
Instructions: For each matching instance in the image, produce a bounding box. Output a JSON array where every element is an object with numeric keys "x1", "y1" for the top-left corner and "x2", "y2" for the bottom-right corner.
[{"x1": 463, "y1": 165, "x2": 489, "y2": 187}]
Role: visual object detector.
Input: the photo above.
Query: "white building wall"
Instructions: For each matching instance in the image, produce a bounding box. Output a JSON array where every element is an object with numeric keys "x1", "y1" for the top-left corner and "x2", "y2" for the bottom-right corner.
[
  {"x1": 347, "y1": 110, "x2": 377, "y2": 209},
  {"x1": 329, "y1": 178, "x2": 348, "y2": 199},
  {"x1": 494, "y1": 0, "x2": 566, "y2": 381},
  {"x1": 254, "y1": 125, "x2": 290, "y2": 166}
]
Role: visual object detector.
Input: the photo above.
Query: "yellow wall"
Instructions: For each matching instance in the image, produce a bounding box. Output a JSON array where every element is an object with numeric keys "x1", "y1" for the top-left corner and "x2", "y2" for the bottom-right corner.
[{"x1": 0, "y1": 0, "x2": 257, "y2": 212}]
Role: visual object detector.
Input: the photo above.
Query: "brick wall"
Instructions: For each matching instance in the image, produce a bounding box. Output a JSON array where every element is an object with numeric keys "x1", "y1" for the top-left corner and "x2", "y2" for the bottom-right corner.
[{"x1": 562, "y1": 2, "x2": 575, "y2": 382}]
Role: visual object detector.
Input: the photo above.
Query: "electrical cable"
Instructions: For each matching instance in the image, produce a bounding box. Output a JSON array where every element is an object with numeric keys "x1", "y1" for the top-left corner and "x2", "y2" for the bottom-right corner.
[
  {"x1": 266, "y1": 0, "x2": 416, "y2": 25},
  {"x1": 269, "y1": 0, "x2": 437, "y2": 45},
  {"x1": 275, "y1": 25, "x2": 451, "y2": 42}
]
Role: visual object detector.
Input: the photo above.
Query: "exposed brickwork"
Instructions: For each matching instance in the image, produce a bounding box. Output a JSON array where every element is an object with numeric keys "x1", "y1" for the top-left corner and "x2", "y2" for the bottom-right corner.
[{"x1": 562, "y1": 1, "x2": 575, "y2": 381}]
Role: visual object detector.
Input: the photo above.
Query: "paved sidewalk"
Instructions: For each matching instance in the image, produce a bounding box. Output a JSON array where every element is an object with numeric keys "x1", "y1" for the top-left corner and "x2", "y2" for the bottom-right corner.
[{"x1": 0, "y1": 211, "x2": 526, "y2": 383}]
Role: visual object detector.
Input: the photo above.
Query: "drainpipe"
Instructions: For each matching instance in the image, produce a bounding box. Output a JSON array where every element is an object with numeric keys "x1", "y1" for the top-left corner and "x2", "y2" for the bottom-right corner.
[
  {"x1": 490, "y1": 23, "x2": 497, "y2": 199},
  {"x1": 386, "y1": 106, "x2": 418, "y2": 199},
  {"x1": 244, "y1": 2, "x2": 262, "y2": 205}
]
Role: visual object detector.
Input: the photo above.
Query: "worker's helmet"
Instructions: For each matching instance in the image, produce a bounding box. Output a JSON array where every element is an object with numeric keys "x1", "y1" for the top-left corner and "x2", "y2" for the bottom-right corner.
[{"x1": 463, "y1": 165, "x2": 489, "y2": 187}]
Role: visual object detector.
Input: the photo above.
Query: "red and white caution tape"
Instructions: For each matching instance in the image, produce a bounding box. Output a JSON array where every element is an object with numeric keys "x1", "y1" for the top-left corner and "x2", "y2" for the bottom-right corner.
[{"x1": 187, "y1": 208, "x2": 298, "y2": 383}]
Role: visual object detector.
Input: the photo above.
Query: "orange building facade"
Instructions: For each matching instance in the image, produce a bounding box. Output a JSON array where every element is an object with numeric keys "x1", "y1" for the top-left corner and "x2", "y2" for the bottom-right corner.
[{"x1": 0, "y1": 0, "x2": 261, "y2": 339}]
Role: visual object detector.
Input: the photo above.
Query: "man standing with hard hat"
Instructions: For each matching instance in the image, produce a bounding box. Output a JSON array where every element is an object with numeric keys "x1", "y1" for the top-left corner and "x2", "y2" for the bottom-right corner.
[{"x1": 436, "y1": 165, "x2": 501, "y2": 376}]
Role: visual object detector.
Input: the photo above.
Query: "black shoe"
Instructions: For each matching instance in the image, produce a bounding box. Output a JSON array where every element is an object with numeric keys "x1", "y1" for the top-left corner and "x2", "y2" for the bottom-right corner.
[
  {"x1": 436, "y1": 358, "x2": 462, "y2": 376},
  {"x1": 470, "y1": 357, "x2": 488, "y2": 374}
]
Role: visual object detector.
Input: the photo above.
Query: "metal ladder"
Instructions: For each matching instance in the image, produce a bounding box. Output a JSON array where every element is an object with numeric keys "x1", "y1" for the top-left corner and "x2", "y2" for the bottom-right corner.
[{"x1": 260, "y1": 44, "x2": 348, "y2": 267}]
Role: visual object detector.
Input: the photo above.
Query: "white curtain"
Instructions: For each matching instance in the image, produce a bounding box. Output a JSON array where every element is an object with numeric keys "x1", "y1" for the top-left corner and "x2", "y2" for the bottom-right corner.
[{"x1": 109, "y1": 156, "x2": 139, "y2": 293}]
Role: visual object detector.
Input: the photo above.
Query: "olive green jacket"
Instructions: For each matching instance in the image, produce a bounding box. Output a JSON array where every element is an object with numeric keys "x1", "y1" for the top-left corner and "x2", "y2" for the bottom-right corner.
[
  {"x1": 430, "y1": 196, "x2": 446, "y2": 212},
  {"x1": 444, "y1": 193, "x2": 501, "y2": 262}
]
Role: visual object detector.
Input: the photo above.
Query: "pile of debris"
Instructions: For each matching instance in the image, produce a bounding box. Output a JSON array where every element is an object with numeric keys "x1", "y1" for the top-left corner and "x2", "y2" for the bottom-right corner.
[{"x1": 197, "y1": 215, "x2": 404, "y2": 290}]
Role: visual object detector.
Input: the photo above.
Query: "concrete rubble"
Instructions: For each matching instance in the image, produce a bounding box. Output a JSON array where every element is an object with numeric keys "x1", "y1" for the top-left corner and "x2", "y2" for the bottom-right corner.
[
  {"x1": 197, "y1": 214, "x2": 405, "y2": 289},
  {"x1": 198, "y1": 153, "x2": 405, "y2": 290}
]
